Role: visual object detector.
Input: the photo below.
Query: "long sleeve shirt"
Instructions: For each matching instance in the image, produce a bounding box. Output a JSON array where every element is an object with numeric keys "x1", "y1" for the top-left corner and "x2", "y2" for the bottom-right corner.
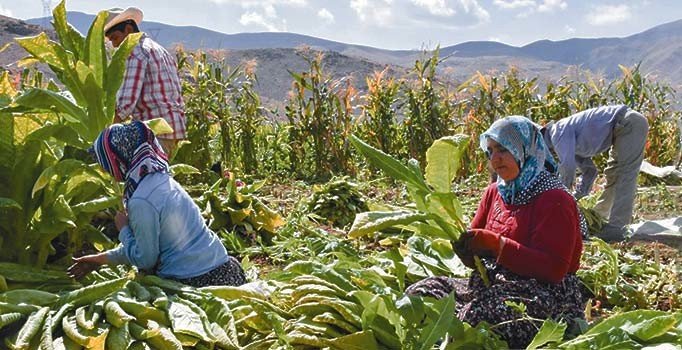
[
  {"x1": 117, "y1": 33, "x2": 186, "y2": 140},
  {"x1": 470, "y1": 184, "x2": 583, "y2": 284},
  {"x1": 545, "y1": 105, "x2": 628, "y2": 198},
  {"x1": 106, "y1": 172, "x2": 229, "y2": 279}
]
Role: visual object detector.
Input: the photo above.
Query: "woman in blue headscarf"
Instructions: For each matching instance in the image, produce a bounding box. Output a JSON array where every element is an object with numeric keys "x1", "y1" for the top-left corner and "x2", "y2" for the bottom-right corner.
[
  {"x1": 68, "y1": 121, "x2": 246, "y2": 287},
  {"x1": 406, "y1": 116, "x2": 586, "y2": 348}
]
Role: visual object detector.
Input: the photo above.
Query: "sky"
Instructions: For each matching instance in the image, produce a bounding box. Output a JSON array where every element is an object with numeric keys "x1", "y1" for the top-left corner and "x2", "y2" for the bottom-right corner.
[{"x1": 1, "y1": 0, "x2": 681, "y2": 50}]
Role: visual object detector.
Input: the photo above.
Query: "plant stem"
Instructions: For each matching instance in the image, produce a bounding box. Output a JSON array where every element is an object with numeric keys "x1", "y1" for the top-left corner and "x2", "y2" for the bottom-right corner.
[{"x1": 474, "y1": 256, "x2": 491, "y2": 287}]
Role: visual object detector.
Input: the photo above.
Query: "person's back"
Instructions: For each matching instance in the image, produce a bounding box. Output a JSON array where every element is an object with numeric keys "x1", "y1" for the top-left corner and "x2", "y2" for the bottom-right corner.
[
  {"x1": 548, "y1": 105, "x2": 627, "y2": 160},
  {"x1": 122, "y1": 171, "x2": 228, "y2": 279},
  {"x1": 118, "y1": 35, "x2": 186, "y2": 140}
]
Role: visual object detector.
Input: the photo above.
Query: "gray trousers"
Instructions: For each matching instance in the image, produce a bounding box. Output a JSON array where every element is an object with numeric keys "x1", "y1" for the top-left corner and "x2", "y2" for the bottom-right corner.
[{"x1": 594, "y1": 110, "x2": 649, "y2": 227}]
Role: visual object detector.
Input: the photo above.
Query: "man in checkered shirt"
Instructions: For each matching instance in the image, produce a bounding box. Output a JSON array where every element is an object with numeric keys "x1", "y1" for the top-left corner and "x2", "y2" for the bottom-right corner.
[{"x1": 103, "y1": 7, "x2": 186, "y2": 156}]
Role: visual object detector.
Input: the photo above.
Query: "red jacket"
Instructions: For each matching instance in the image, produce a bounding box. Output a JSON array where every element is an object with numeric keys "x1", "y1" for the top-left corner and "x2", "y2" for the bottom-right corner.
[{"x1": 470, "y1": 184, "x2": 583, "y2": 284}]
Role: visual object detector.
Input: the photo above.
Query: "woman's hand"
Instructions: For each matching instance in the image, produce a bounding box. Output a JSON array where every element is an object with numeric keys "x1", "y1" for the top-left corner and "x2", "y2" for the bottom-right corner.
[
  {"x1": 67, "y1": 253, "x2": 109, "y2": 280},
  {"x1": 115, "y1": 210, "x2": 129, "y2": 231}
]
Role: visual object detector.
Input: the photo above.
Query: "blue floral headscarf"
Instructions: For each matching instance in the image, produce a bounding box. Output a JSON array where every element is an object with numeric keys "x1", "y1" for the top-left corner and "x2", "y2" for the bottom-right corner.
[
  {"x1": 92, "y1": 121, "x2": 169, "y2": 206},
  {"x1": 480, "y1": 115, "x2": 557, "y2": 205}
]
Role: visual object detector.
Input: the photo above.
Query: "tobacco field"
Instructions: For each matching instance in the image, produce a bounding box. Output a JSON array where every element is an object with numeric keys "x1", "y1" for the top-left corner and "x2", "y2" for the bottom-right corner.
[{"x1": 0, "y1": 2, "x2": 679, "y2": 349}]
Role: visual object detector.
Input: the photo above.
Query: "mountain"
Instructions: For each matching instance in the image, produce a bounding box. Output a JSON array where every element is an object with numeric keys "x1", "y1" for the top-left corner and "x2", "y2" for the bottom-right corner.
[
  {"x1": 2, "y1": 12, "x2": 680, "y2": 101},
  {"x1": 0, "y1": 14, "x2": 395, "y2": 105},
  {"x1": 0, "y1": 15, "x2": 46, "y2": 70},
  {"x1": 25, "y1": 12, "x2": 411, "y2": 64}
]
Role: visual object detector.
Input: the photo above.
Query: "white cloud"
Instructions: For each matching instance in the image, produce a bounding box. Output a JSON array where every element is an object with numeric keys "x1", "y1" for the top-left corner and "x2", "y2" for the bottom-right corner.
[
  {"x1": 495, "y1": 0, "x2": 566, "y2": 17},
  {"x1": 564, "y1": 25, "x2": 575, "y2": 34},
  {"x1": 0, "y1": 5, "x2": 13, "y2": 17},
  {"x1": 210, "y1": 0, "x2": 307, "y2": 6},
  {"x1": 586, "y1": 4, "x2": 631, "y2": 26},
  {"x1": 411, "y1": 0, "x2": 455, "y2": 16},
  {"x1": 263, "y1": 4, "x2": 278, "y2": 18},
  {"x1": 239, "y1": 11, "x2": 283, "y2": 31},
  {"x1": 350, "y1": 0, "x2": 394, "y2": 27},
  {"x1": 493, "y1": 0, "x2": 535, "y2": 10},
  {"x1": 317, "y1": 8, "x2": 335, "y2": 23},
  {"x1": 537, "y1": 0, "x2": 567, "y2": 13},
  {"x1": 401, "y1": 0, "x2": 489, "y2": 29},
  {"x1": 459, "y1": 0, "x2": 490, "y2": 22}
]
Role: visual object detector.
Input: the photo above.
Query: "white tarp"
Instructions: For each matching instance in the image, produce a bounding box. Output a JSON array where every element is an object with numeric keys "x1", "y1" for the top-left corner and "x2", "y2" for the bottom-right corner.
[
  {"x1": 639, "y1": 160, "x2": 682, "y2": 181},
  {"x1": 629, "y1": 217, "x2": 682, "y2": 248}
]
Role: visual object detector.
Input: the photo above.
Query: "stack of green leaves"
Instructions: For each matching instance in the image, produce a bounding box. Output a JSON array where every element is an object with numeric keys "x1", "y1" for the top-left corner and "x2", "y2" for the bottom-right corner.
[{"x1": 306, "y1": 177, "x2": 369, "y2": 228}]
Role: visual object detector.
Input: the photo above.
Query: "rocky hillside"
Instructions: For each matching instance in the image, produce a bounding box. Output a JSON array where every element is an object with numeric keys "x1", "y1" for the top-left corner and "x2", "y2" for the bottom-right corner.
[{"x1": 0, "y1": 15, "x2": 46, "y2": 72}]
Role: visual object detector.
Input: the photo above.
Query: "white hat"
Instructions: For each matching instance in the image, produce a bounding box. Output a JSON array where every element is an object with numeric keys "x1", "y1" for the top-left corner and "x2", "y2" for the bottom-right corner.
[{"x1": 104, "y1": 7, "x2": 143, "y2": 34}]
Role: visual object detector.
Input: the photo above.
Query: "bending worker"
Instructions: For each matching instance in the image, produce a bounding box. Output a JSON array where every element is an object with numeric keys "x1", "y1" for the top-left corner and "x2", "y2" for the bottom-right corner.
[{"x1": 541, "y1": 105, "x2": 648, "y2": 242}]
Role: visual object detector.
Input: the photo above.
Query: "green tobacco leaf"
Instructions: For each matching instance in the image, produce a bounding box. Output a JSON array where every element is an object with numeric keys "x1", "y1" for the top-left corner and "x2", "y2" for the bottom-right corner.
[
  {"x1": 417, "y1": 293, "x2": 455, "y2": 350},
  {"x1": 11, "y1": 140, "x2": 45, "y2": 212},
  {"x1": 586, "y1": 310, "x2": 680, "y2": 342},
  {"x1": 429, "y1": 238, "x2": 467, "y2": 276},
  {"x1": 81, "y1": 71, "x2": 108, "y2": 141},
  {"x1": 0, "y1": 262, "x2": 70, "y2": 282},
  {"x1": 396, "y1": 295, "x2": 425, "y2": 325},
  {"x1": 0, "y1": 198, "x2": 21, "y2": 211},
  {"x1": 169, "y1": 164, "x2": 201, "y2": 176},
  {"x1": 36, "y1": 195, "x2": 77, "y2": 233},
  {"x1": 32, "y1": 159, "x2": 87, "y2": 198},
  {"x1": 406, "y1": 221, "x2": 452, "y2": 240},
  {"x1": 407, "y1": 158, "x2": 423, "y2": 181},
  {"x1": 83, "y1": 11, "x2": 107, "y2": 87},
  {"x1": 71, "y1": 196, "x2": 119, "y2": 214},
  {"x1": 82, "y1": 224, "x2": 114, "y2": 251},
  {"x1": 407, "y1": 236, "x2": 458, "y2": 276},
  {"x1": 12, "y1": 89, "x2": 88, "y2": 135},
  {"x1": 350, "y1": 135, "x2": 429, "y2": 191},
  {"x1": 0, "y1": 113, "x2": 14, "y2": 188},
  {"x1": 283, "y1": 261, "x2": 356, "y2": 292},
  {"x1": 425, "y1": 135, "x2": 469, "y2": 193},
  {"x1": 326, "y1": 331, "x2": 379, "y2": 350},
  {"x1": 167, "y1": 299, "x2": 211, "y2": 340},
  {"x1": 145, "y1": 118, "x2": 174, "y2": 136},
  {"x1": 24, "y1": 123, "x2": 89, "y2": 150},
  {"x1": 348, "y1": 210, "x2": 431, "y2": 238},
  {"x1": 15, "y1": 33, "x2": 71, "y2": 72},
  {"x1": 558, "y1": 327, "x2": 638, "y2": 349},
  {"x1": 527, "y1": 319, "x2": 567, "y2": 349},
  {"x1": 105, "y1": 32, "x2": 142, "y2": 117},
  {"x1": 425, "y1": 192, "x2": 465, "y2": 229},
  {"x1": 52, "y1": 0, "x2": 84, "y2": 60},
  {"x1": 251, "y1": 200, "x2": 284, "y2": 234}
]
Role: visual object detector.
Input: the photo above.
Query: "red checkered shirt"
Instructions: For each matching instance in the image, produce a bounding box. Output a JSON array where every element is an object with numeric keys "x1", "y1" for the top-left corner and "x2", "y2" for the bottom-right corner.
[{"x1": 117, "y1": 33, "x2": 186, "y2": 140}]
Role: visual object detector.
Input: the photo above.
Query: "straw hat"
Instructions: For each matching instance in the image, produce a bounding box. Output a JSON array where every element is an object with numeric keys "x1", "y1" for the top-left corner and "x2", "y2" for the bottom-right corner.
[{"x1": 104, "y1": 7, "x2": 143, "y2": 34}]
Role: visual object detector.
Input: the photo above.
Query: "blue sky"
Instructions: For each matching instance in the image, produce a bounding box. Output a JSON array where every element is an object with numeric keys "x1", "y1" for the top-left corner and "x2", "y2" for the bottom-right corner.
[{"x1": 1, "y1": 0, "x2": 681, "y2": 49}]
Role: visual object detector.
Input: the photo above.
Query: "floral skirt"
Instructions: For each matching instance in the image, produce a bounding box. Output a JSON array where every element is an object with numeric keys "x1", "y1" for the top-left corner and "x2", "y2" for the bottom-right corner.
[
  {"x1": 405, "y1": 262, "x2": 585, "y2": 349},
  {"x1": 176, "y1": 256, "x2": 247, "y2": 288}
]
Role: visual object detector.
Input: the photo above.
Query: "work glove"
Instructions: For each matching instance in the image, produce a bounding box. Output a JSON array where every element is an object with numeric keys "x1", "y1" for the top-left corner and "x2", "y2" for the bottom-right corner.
[
  {"x1": 451, "y1": 231, "x2": 475, "y2": 269},
  {"x1": 467, "y1": 228, "x2": 504, "y2": 258}
]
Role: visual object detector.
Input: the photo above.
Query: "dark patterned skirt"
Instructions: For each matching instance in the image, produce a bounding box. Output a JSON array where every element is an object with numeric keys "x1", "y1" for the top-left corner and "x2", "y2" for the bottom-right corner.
[
  {"x1": 176, "y1": 256, "x2": 247, "y2": 288},
  {"x1": 405, "y1": 261, "x2": 585, "y2": 349}
]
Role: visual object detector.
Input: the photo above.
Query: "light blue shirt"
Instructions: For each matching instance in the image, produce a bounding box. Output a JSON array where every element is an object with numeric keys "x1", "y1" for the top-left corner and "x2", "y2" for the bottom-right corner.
[
  {"x1": 106, "y1": 172, "x2": 229, "y2": 279},
  {"x1": 545, "y1": 105, "x2": 628, "y2": 198}
]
